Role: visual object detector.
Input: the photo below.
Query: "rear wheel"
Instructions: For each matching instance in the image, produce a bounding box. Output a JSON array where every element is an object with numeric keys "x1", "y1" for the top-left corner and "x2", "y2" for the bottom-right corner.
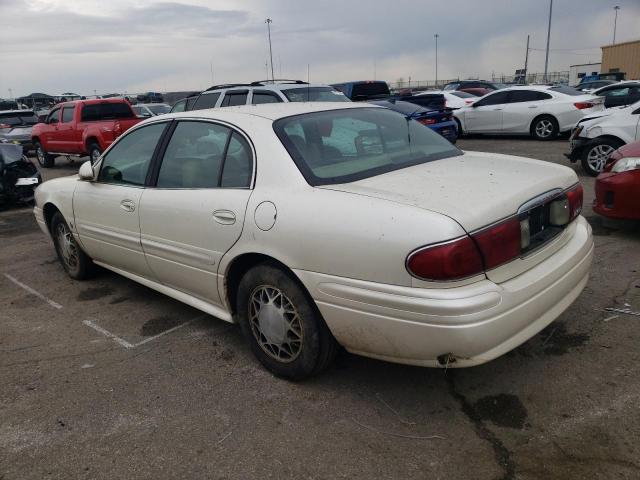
[
  {"x1": 88, "y1": 142, "x2": 102, "y2": 163},
  {"x1": 454, "y1": 117, "x2": 463, "y2": 136},
  {"x1": 237, "y1": 263, "x2": 338, "y2": 380},
  {"x1": 35, "y1": 141, "x2": 55, "y2": 168},
  {"x1": 581, "y1": 138, "x2": 623, "y2": 176},
  {"x1": 531, "y1": 115, "x2": 558, "y2": 141},
  {"x1": 50, "y1": 212, "x2": 94, "y2": 280}
]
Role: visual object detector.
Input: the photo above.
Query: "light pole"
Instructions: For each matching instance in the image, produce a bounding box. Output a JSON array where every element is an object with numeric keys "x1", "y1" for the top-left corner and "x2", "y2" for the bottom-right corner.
[
  {"x1": 434, "y1": 33, "x2": 439, "y2": 88},
  {"x1": 8, "y1": 88, "x2": 13, "y2": 100},
  {"x1": 543, "y1": 0, "x2": 553, "y2": 83},
  {"x1": 265, "y1": 18, "x2": 275, "y2": 82},
  {"x1": 613, "y1": 6, "x2": 620, "y2": 44}
]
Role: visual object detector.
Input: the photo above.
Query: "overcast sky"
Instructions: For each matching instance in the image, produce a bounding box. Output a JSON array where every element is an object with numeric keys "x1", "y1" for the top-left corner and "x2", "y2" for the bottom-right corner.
[{"x1": 1, "y1": 0, "x2": 639, "y2": 97}]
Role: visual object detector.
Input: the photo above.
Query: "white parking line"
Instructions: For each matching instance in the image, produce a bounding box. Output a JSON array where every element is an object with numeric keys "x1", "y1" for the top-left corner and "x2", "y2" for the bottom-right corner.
[
  {"x1": 4, "y1": 273, "x2": 63, "y2": 310},
  {"x1": 82, "y1": 315, "x2": 204, "y2": 349}
]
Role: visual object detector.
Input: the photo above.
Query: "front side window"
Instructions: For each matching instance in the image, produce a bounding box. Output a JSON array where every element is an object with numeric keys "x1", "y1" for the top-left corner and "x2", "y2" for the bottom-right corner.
[
  {"x1": 48, "y1": 109, "x2": 60, "y2": 124},
  {"x1": 61, "y1": 107, "x2": 74, "y2": 123},
  {"x1": 171, "y1": 99, "x2": 186, "y2": 113},
  {"x1": 475, "y1": 91, "x2": 510, "y2": 106},
  {"x1": 191, "y1": 92, "x2": 221, "y2": 110},
  {"x1": 603, "y1": 87, "x2": 630, "y2": 97},
  {"x1": 252, "y1": 91, "x2": 283, "y2": 104},
  {"x1": 156, "y1": 121, "x2": 252, "y2": 189},
  {"x1": 283, "y1": 87, "x2": 350, "y2": 103},
  {"x1": 97, "y1": 123, "x2": 166, "y2": 186},
  {"x1": 274, "y1": 108, "x2": 461, "y2": 186}
]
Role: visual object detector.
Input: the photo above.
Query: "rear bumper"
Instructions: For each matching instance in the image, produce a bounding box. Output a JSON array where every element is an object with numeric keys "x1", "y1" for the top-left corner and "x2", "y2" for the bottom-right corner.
[
  {"x1": 429, "y1": 120, "x2": 458, "y2": 142},
  {"x1": 594, "y1": 170, "x2": 640, "y2": 220},
  {"x1": 295, "y1": 216, "x2": 593, "y2": 367}
]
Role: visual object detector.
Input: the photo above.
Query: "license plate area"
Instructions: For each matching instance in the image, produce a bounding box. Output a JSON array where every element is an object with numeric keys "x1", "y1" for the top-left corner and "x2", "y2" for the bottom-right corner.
[{"x1": 519, "y1": 194, "x2": 568, "y2": 254}]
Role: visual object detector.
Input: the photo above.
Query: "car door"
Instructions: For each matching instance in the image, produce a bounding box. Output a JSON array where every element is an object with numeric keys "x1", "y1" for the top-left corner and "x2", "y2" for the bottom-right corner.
[
  {"x1": 42, "y1": 107, "x2": 61, "y2": 150},
  {"x1": 138, "y1": 120, "x2": 254, "y2": 305},
  {"x1": 57, "y1": 105, "x2": 77, "y2": 152},
  {"x1": 463, "y1": 91, "x2": 510, "y2": 132},
  {"x1": 73, "y1": 121, "x2": 169, "y2": 279},
  {"x1": 502, "y1": 90, "x2": 552, "y2": 133}
]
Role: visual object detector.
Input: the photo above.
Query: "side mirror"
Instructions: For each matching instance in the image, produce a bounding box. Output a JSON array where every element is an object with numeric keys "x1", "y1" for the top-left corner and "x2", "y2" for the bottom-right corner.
[{"x1": 78, "y1": 161, "x2": 95, "y2": 181}]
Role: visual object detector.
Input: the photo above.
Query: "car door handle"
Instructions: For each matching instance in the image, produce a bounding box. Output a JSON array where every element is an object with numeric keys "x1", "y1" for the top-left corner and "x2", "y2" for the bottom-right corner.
[
  {"x1": 120, "y1": 199, "x2": 136, "y2": 212},
  {"x1": 212, "y1": 210, "x2": 236, "y2": 225}
]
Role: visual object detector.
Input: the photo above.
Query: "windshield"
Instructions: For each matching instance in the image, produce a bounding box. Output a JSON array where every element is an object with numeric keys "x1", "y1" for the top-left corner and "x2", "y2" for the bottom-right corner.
[
  {"x1": 283, "y1": 87, "x2": 350, "y2": 103},
  {"x1": 148, "y1": 104, "x2": 170, "y2": 115},
  {"x1": 443, "y1": 83, "x2": 460, "y2": 91},
  {"x1": 274, "y1": 107, "x2": 461, "y2": 186},
  {"x1": 549, "y1": 85, "x2": 583, "y2": 96}
]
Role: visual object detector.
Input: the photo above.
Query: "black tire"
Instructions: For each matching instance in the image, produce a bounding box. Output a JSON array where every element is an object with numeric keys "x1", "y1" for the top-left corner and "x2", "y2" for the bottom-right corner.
[
  {"x1": 531, "y1": 115, "x2": 559, "y2": 141},
  {"x1": 34, "y1": 141, "x2": 55, "y2": 168},
  {"x1": 454, "y1": 117, "x2": 463, "y2": 137},
  {"x1": 580, "y1": 138, "x2": 623, "y2": 177},
  {"x1": 50, "y1": 212, "x2": 94, "y2": 280},
  {"x1": 88, "y1": 142, "x2": 102, "y2": 163},
  {"x1": 237, "y1": 263, "x2": 338, "y2": 380}
]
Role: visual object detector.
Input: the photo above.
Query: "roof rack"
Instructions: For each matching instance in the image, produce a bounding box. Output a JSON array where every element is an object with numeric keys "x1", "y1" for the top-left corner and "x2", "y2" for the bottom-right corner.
[
  {"x1": 250, "y1": 79, "x2": 308, "y2": 86},
  {"x1": 205, "y1": 83, "x2": 253, "y2": 92}
]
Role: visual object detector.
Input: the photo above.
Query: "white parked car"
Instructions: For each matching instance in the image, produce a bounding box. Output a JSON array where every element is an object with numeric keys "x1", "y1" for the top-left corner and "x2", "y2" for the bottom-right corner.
[
  {"x1": 131, "y1": 103, "x2": 171, "y2": 118},
  {"x1": 34, "y1": 103, "x2": 593, "y2": 379},
  {"x1": 454, "y1": 85, "x2": 604, "y2": 140},
  {"x1": 566, "y1": 100, "x2": 640, "y2": 175},
  {"x1": 415, "y1": 90, "x2": 477, "y2": 109}
]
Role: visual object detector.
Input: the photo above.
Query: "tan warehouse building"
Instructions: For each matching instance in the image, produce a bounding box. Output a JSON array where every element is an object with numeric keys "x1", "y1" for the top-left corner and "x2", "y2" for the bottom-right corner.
[{"x1": 601, "y1": 39, "x2": 640, "y2": 80}]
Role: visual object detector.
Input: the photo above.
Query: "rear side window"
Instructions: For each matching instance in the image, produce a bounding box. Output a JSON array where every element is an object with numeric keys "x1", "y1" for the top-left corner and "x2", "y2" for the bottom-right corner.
[
  {"x1": 98, "y1": 123, "x2": 166, "y2": 186},
  {"x1": 220, "y1": 91, "x2": 248, "y2": 107},
  {"x1": 549, "y1": 86, "x2": 583, "y2": 96},
  {"x1": 61, "y1": 107, "x2": 74, "y2": 123},
  {"x1": 509, "y1": 90, "x2": 552, "y2": 102},
  {"x1": 252, "y1": 91, "x2": 283, "y2": 104},
  {"x1": 156, "y1": 121, "x2": 252, "y2": 189},
  {"x1": 283, "y1": 87, "x2": 350, "y2": 102},
  {"x1": 351, "y1": 82, "x2": 390, "y2": 99},
  {"x1": 191, "y1": 92, "x2": 220, "y2": 110}
]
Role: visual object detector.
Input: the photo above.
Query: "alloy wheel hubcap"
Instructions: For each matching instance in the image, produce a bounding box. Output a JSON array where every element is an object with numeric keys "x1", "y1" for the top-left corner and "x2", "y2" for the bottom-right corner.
[
  {"x1": 56, "y1": 223, "x2": 78, "y2": 270},
  {"x1": 535, "y1": 120, "x2": 553, "y2": 138},
  {"x1": 249, "y1": 285, "x2": 303, "y2": 362},
  {"x1": 587, "y1": 145, "x2": 614, "y2": 172}
]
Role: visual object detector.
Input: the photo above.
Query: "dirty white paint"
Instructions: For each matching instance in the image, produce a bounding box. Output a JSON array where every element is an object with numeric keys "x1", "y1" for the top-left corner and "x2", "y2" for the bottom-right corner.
[{"x1": 3, "y1": 273, "x2": 63, "y2": 310}]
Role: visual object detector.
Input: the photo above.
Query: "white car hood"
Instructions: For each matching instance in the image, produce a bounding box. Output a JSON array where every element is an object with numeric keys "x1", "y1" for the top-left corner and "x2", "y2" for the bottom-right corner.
[{"x1": 320, "y1": 151, "x2": 577, "y2": 232}]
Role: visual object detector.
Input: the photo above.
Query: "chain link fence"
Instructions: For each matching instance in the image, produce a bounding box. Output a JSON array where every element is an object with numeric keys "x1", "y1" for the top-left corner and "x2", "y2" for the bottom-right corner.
[{"x1": 389, "y1": 71, "x2": 570, "y2": 91}]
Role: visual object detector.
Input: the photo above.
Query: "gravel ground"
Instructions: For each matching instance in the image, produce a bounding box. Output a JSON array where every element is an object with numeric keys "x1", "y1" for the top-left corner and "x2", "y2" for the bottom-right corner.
[{"x1": 1, "y1": 139, "x2": 639, "y2": 480}]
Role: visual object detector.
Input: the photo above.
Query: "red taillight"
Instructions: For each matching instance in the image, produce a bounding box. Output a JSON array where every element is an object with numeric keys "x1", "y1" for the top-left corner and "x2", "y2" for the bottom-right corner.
[
  {"x1": 407, "y1": 237, "x2": 483, "y2": 281},
  {"x1": 566, "y1": 183, "x2": 583, "y2": 220},
  {"x1": 417, "y1": 118, "x2": 436, "y2": 125},
  {"x1": 472, "y1": 217, "x2": 522, "y2": 271},
  {"x1": 574, "y1": 102, "x2": 594, "y2": 110}
]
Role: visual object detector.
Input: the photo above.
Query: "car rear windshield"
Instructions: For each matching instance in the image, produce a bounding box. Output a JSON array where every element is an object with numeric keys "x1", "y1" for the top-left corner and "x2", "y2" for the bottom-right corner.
[
  {"x1": 148, "y1": 104, "x2": 171, "y2": 115},
  {"x1": 0, "y1": 112, "x2": 39, "y2": 125},
  {"x1": 443, "y1": 83, "x2": 460, "y2": 90},
  {"x1": 549, "y1": 86, "x2": 583, "y2": 96},
  {"x1": 81, "y1": 102, "x2": 135, "y2": 121},
  {"x1": 274, "y1": 107, "x2": 461, "y2": 186},
  {"x1": 450, "y1": 91, "x2": 475, "y2": 98},
  {"x1": 283, "y1": 87, "x2": 350, "y2": 103},
  {"x1": 351, "y1": 82, "x2": 390, "y2": 99}
]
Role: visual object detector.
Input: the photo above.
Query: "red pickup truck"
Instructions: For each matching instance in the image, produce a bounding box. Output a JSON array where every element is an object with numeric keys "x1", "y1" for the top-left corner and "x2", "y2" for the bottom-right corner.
[{"x1": 32, "y1": 98, "x2": 141, "y2": 167}]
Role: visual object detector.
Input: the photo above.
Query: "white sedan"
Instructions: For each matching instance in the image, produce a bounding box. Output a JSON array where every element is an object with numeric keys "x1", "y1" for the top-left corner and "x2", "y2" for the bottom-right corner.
[
  {"x1": 454, "y1": 85, "x2": 604, "y2": 140},
  {"x1": 34, "y1": 103, "x2": 593, "y2": 379}
]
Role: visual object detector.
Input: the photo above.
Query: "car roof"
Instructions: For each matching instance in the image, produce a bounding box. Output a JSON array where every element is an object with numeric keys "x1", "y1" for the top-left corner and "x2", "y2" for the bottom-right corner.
[
  {"x1": 166, "y1": 101, "x2": 374, "y2": 121},
  {"x1": 201, "y1": 83, "x2": 336, "y2": 95}
]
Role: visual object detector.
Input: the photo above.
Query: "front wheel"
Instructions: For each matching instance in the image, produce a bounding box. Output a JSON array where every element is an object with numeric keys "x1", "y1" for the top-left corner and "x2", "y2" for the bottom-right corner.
[
  {"x1": 51, "y1": 212, "x2": 94, "y2": 280},
  {"x1": 581, "y1": 139, "x2": 623, "y2": 176},
  {"x1": 35, "y1": 141, "x2": 55, "y2": 168},
  {"x1": 531, "y1": 116, "x2": 559, "y2": 141},
  {"x1": 237, "y1": 263, "x2": 338, "y2": 380}
]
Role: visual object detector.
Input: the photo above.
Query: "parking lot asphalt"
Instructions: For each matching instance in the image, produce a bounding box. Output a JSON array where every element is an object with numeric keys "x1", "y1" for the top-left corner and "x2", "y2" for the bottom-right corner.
[{"x1": 1, "y1": 138, "x2": 639, "y2": 480}]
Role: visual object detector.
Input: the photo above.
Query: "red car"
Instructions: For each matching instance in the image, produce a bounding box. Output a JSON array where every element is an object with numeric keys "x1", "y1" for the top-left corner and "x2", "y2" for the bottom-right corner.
[
  {"x1": 593, "y1": 141, "x2": 640, "y2": 220},
  {"x1": 458, "y1": 87, "x2": 493, "y2": 97}
]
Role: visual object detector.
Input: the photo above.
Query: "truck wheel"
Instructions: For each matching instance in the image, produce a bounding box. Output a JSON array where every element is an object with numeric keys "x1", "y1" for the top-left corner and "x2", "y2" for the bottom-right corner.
[
  {"x1": 581, "y1": 138, "x2": 623, "y2": 176},
  {"x1": 35, "y1": 141, "x2": 55, "y2": 168},
  {"x1": 88, "y1": 143, "x2": 102, "y2": 163}
]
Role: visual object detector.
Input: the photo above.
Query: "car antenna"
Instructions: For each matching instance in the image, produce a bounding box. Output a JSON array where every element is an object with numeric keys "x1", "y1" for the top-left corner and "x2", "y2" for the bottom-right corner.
[{"x1": 307, "y1": 64, "x2": 310, "y2": 102}]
